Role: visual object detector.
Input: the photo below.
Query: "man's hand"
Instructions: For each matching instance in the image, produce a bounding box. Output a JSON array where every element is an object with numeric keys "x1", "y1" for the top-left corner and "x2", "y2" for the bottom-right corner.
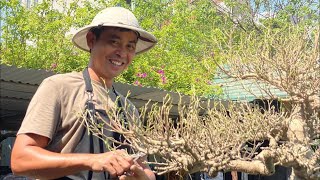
[
  {"x1": 90, "y1": 150, "x2": 134, "y2": 177},
  {"x1": 118, "y1": 164, "x2": 150, "y2": 180},
  {"x1": 118, "y1": 156, "x2": 156, "y2": 180}
]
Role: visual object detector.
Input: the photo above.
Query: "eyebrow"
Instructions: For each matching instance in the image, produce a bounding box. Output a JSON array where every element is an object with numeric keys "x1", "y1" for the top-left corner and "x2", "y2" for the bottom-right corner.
[{"x1": 110, "y1": 34, "x2": 138, "y2": 44}]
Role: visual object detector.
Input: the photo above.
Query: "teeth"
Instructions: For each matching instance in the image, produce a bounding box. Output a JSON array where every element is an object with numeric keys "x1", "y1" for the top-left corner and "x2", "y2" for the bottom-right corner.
[{"x1": 110, "y1": 60, "x2": 122, "y2": 66}]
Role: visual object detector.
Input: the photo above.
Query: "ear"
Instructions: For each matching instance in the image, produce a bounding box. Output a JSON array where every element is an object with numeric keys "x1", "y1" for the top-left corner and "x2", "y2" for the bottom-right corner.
[{"x1": 86, "y1": 31, "x2": 96, "y2": 50}]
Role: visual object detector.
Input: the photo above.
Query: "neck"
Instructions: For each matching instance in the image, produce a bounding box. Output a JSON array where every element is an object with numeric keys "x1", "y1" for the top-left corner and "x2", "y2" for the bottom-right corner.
[{"x1": 87, "y1": 67, "x2": 113, "y2": 88}]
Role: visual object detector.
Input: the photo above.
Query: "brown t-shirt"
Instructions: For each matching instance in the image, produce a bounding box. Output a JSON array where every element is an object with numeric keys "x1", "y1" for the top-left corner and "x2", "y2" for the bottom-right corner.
[{"x1": 18, "y1": 71, "x2": 138, "y2": 179}]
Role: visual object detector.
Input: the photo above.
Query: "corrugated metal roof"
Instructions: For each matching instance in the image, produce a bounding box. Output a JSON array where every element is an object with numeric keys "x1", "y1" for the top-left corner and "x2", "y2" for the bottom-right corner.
[
  {"x1": 0, "y1": 65, "x2": 54, "y2": 130},
  {"x1": 0, "y1": 65, "x2": 55, "y2": 85},
  {"x1": 1, "y1": 64, "x2": 222, "y2": 130},
  {"x1": 214, "y1": 76, "x2": 288, "y2": 101}
]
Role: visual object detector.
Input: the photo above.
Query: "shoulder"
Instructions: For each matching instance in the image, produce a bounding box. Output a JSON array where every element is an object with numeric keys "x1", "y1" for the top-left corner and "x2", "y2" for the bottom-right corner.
[
  {"x1": 40, "y1": 71, "x2": 83, "y2": 89},
  {"x1": 34, "y1": 71, "x2": 85, "y2": 99},
  {"x1": 43, "y1": 71, "x2": 82, "y2": 84}
]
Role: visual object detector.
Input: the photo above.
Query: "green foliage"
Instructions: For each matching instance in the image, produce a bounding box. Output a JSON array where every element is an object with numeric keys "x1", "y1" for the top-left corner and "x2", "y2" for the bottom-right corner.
[
  {"x1": 1, "y1": 0, "x2": 95, "y2": 72},
  {"x1": 1, "y1": 0, "x2": 318, "y2": 96},
  {"x1": 0, "y1": 0, "x2": 224, "y2": 96},
  {"x1": 117, "y1": 0, "x2": 226, "y2": 96}
]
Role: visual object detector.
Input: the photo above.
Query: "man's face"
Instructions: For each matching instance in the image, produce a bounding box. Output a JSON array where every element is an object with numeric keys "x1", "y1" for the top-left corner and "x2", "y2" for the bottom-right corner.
[{"x1": 88, "y1": 27, "x2": 137, "y2": 81}]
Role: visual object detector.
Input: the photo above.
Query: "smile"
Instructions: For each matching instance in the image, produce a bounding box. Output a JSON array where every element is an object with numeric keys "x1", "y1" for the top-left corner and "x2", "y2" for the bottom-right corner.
[{"x1": 109, "y1": 59, "x2": 123, "y2": 66}]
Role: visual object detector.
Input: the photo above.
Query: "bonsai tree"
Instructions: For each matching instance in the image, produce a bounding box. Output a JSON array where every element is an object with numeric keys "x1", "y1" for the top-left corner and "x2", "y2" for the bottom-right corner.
[{"x1": 81, "y1": 20, "x2": 319, "y2": 180}]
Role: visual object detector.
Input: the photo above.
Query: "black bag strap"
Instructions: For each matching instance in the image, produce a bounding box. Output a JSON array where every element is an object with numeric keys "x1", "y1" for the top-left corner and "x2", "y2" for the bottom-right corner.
[
  {"x1": 82, "y1": 67, "x2": 107, "y2": 180},
  {"x1": 83, "y1": 68, "x2": 95, "y2": 116},
  {"x1": 81, "y1": 67, "x2": 130, "y2": 179},
  {"x1": 56, "y1": 68, "x2": 110, "y2": 180},
  {"x1": 83, "y1": 68, "x2": 93, "y2": 93}
]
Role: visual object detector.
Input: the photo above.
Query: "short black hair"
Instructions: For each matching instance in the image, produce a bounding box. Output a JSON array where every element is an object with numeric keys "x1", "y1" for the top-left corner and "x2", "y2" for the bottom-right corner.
[{"x1": 89, "y1": 25, "x2": 105, "y2": 40}]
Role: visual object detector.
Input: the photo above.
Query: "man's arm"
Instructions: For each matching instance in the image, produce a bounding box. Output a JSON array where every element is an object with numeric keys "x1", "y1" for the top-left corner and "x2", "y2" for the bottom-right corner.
[{"x1": 11, "y1": 133, "x2": 133, "y2": 179}]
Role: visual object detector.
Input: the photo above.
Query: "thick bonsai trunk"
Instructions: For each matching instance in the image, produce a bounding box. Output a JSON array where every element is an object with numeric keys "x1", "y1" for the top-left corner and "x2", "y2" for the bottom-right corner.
[{"x1": 285, "y1": 100, "x2": 319, "y2": 180}]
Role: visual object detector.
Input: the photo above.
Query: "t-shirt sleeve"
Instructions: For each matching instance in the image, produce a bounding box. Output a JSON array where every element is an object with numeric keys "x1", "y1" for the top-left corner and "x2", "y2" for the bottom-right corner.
[{"x1": 18, "y1": 77, "x2": 61, "y2": 141}]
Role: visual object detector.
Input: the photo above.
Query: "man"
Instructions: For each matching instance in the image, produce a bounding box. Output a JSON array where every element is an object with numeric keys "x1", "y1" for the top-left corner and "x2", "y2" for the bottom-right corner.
[{"x1": 11, "y1": 7, "x2": 157, "y2": 180}]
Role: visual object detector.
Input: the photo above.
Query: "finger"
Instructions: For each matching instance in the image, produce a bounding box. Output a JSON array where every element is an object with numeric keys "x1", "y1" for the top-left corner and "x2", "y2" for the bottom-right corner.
[
  {"x1": 115, "y1": 150, "x2": 134, "y2": 163},
  {"x1": 104, "y1": 151, "x2": 135, "y2": 177},
  {"x1": 103, "y1": 164, "x2": 117, "y2": 177},
  {"x1": 118, "y1": 175, "x2": 130, "y2": 180},
  {"x1": 119, "y1": 173, "x2": 139, "y2": 180},
  {"x1": 108, "y1": 157, "x2": 128, "y2": 176},
  {"x1": 115, "y1": 155, "x2": 133, "y2": 170},
  {"x1": 129, "y1": 164, "x2": 145, "y2": 177},
  {"x1": 118, "y1": 175, "x2": 124, "y2": 180},
  {"x1": 115, "y1": 149, "x2": 128, "y2": 156}
]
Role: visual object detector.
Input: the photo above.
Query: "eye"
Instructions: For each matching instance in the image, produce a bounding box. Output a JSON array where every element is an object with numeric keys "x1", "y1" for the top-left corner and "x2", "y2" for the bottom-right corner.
[
  {"x1": 127, "y1": 44, "x2": 136, "y2": 51},
  {"x1": 109, "y1": 39, "x2": 119, "y2": 46}
]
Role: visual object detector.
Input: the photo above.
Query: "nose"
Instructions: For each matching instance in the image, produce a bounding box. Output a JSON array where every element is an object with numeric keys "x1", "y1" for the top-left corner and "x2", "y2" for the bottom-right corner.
[{"x1": 115, "y1": 45, "x2": 127, "y2": 58}]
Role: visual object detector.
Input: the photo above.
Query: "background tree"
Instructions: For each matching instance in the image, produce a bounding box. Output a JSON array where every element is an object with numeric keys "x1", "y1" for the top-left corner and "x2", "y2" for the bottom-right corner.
[
  {"x1": 114, "y1": 0, "x2": 226, "y2": 96},
  {"x1": 0, "y1": 0, "x2": 225, "y2": 96},
  {"x1": 0, "y1": 0, "x2": 93, "y2": 72}
]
